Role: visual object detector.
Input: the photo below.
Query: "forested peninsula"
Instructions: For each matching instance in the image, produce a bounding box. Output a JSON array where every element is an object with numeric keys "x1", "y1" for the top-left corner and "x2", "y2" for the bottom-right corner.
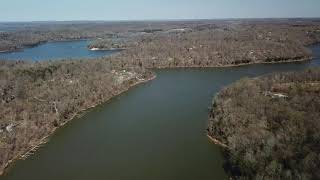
[
  {"x1": 1, "y1": 19, "x2": 320, "y2": 176},
  {"x1": 208, "y1": 68, "x2": 320, "y2": 179}
]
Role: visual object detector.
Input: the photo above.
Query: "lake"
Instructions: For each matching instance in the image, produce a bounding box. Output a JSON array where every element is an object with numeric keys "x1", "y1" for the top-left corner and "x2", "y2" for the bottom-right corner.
[
  {"x1": 1, "y1": 43, "x2": 319, "y2": 180},
  {"x1": 0, "y1": 40, "x2": 119, "y2": 61}
]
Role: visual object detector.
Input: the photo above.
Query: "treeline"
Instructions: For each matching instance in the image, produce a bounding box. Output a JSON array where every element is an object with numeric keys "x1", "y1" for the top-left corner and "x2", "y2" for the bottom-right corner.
[
  {"x1": 0, "y1": 30, "x2": 105, "y2": 52},
  {"x1": 0, "y1": 19, "x2": 320, "y2": 176},
  {"x1": 0, "y1": 20, "x2": 211, "y2": 52},
  {"x1": 0, "y1": 58, "x2": 154, "y2": 175},
  {"x1": 207, "y1": 68, "x2": 320, "y2": 179},
  {"x1": 114, "y1": 23, "x2": 320, "y2": 68},
  {"x1": 88, "y1": 37, "x2": 134, "y2": 50},
  {"x1": 2, "y1": 19, "x2": 319, "y2": 57}
]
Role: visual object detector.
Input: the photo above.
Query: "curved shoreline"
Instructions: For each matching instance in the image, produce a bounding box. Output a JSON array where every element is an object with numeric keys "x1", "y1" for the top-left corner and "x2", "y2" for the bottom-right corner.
[
  {"x1": 0, "y1": 74, "x2": 156, "y2": 176},
  {"x1": 206, "y1": 68, "x2": 320, "y2": 179},
  {"x1": 0, "y1": 39, "x2": 91, "y2": 54},
  {"x1": 0, "y1": 56, "x2": 314, "y2": 176},
  {"x1": 151, "y1": 57, "x2": 312, "y2": 69},
  {"x1": 204, "y1": 57, "x2": 313, "y2": 147}
]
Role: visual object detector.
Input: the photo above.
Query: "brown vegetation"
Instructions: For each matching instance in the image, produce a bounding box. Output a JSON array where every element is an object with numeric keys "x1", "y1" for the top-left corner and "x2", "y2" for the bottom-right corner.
[
  {"x1": 116, "y1": 23, "x2": 320, "y2": 68},
  {"x1": 0, "y1": 20, "x2": 209, "y2": 52},
  {"x1": 88, "y1": 37, "x2": 133, "y2": 50},
  {"x1": 207, "y1": 68, "x2": 320, "y2": 179},
  {"x1": 0, "y1": 58, "x2": 154, "y2": 175},
  {"x1": 0, "y1": 19, "x2": 320, "y2": 176}
]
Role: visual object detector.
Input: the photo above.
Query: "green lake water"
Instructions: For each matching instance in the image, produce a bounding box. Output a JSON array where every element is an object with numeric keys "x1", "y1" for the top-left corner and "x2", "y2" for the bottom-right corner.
[{"x1": 2, "y1": 44, "x2": 320, "y2": 180}]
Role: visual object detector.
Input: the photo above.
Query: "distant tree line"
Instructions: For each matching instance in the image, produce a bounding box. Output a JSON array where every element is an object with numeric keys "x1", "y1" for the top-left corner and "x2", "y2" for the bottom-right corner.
[
  {"x1": 0, "y1": 19, "x2": 320, "y2": 176},
  {"x1": 114, "y1": 23, "x2": 320, "y2": 68}
]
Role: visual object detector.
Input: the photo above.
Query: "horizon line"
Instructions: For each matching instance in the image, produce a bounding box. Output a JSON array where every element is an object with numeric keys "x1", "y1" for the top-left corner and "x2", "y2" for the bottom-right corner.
[{"x1": 1, "y1": 17, "x2": 320, "y2": 23}]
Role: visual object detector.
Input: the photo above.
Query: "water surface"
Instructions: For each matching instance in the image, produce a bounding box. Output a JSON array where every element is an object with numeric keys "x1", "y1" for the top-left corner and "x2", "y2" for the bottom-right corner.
[
  {"x1": 1, "y1": 46, "x2": 320, "y2": 180},
  {"x1": 0, "y1": 40, "x2": 118, "y2": 61}
]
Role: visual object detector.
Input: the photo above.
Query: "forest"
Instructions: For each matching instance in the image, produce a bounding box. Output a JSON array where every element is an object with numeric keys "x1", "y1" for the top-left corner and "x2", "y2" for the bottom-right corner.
[
  {"x1": 0, "y1": 20, "x2": 208, "y2": 52},
  {"x1": 88, "y1": 20, "x2": 320, "y2": 68},
  {"x1": 0, "y1": 19, "x2": 320, "y2": 176},
  {"x1": 0, "y1": 58, "x2": 154, "y2": 175},
  {"x1": 207, "y1": 68, "x2": 320, "y2": 179}
]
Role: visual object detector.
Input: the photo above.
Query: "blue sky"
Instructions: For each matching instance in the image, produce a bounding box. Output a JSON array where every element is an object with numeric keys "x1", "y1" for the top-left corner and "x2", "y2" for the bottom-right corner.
[{"x1": 0, "y1": 0, "x2": 320, "y2": 21}]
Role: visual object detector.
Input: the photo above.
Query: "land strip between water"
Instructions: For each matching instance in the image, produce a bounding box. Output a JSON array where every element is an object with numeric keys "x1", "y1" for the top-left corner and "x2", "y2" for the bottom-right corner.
[{"x1": 0, "y1": 19, "x2": 320, "y2": 176}]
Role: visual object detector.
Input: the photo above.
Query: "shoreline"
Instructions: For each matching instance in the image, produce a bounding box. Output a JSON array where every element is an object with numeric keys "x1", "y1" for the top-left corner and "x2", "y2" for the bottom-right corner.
[
  {"x1": 151, "y1": 57, "x2": 312, "y2": 70},
  {"x1": 89, "y1": 47, "x2": 125, "y2": 51},
  {"x1": 207, "y1": 134, "x2": 228, "y2": 149},
  {"x1": 0, "y1": 38, "x2": 91, "y2": 54},
  {"x1": 0, "y1": 74, "x2": 156, "y2": 176},
  {"x1": 0, "y1": 50, "x2": 11, "y2": 53},
  {"x1": 0, "y1": 55, "x2": 314, "y2": 176},
  {"x1": 206, "y1": 68, "x2": 320, "y2": 179}
]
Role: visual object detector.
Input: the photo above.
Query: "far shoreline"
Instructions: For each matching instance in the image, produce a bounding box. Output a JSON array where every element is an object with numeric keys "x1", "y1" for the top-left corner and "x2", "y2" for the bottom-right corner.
[
  {"x1": 0, "y1": 54, "x2": 314, "y2": 176},
  {"x1": 0, "y1": 38, "x2": 91, "y2": 54}
]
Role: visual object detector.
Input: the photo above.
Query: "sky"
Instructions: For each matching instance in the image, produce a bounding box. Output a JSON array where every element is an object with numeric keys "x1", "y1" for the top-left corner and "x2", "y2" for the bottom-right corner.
[{"x1": 0, "y1": 0, "x2": 320, "y2": 22}]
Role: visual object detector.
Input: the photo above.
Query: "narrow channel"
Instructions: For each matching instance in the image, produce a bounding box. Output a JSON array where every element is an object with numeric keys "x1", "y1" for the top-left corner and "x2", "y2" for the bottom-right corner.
[{"x1": 2, "y1": 45, "x2": 320, "y2": 180}]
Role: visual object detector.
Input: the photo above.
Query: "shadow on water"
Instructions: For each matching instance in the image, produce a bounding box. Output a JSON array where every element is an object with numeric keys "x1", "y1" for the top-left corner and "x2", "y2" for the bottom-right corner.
[{"x1": 1, "y1": 45, "x2": 320, "y2": 180}]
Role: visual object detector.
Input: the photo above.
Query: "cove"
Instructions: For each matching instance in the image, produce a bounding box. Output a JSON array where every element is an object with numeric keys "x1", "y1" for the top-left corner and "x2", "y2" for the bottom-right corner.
[
  {"x1": 0, "y1": 40, "x2": 119, "y2": 61},
  {"x1": 1, "y1": 46, "x2": 320, "y2": 180}
]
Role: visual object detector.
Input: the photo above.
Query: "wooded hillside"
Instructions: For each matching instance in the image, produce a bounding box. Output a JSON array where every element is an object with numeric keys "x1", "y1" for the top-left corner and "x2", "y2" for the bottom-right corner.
[
  {"x1": 0, "y1": 58, "x2": 154, "y2": 175},
  {"x1": 208, "y1": 68, "x2": 320, "y2": 179}
]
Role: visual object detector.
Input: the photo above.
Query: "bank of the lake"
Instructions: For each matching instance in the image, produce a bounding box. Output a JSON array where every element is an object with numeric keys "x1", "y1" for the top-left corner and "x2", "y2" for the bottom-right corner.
[
  {"x1": 0, "y1": 40, "x2": 119, "y2": 61},
  {"x1": 0, "y1": 74, "x2": 156, "y2": 176},
  {"x1": 2, "y1": 43, "x2": 319, "y2": 179},
  {"x1": 0, "y1": 39, "x2": 319, "y2": 179},
  {"x1": 0, "y1": 56, "x2": 155, "y2": 176},
  {"x1": 208, "y1": 68, "x2": 320, "y2": 179}
]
